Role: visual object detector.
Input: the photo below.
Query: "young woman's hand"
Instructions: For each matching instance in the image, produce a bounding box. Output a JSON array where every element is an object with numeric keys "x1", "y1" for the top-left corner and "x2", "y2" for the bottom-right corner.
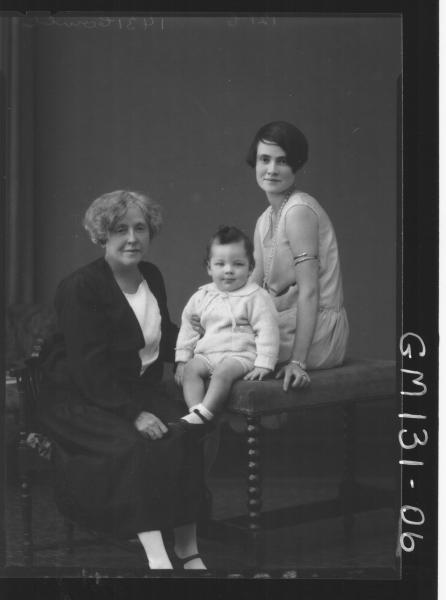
[
  {"x1": 275, "y1": 363, "x2": 311, "y2": 391},
  {"x1": 190, "y1": 314, "x2": 204, "y2": 337},
  {"x1": 174, "y1": 362, "x2": 186, "y2": 386},
  {"x1": 134, "y1": 411, "x2": 169, "y2": 440},
  {"x1": 244, "y1": 367, "x2": 271, "y2": 381}
]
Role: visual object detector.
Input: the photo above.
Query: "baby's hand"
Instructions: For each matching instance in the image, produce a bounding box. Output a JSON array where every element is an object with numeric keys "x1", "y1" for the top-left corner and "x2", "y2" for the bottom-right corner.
[
  {"x1": 175, "y1": 362, "x2": 186, "y2": 386},
  {"x1": 244, "y1": 367, "x2": 271, "y2": 381}
]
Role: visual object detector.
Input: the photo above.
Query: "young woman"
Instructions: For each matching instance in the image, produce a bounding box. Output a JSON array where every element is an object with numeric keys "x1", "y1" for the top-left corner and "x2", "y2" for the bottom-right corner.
[{"x1": 247, "y1": 121, "x2": 349, "y2": 391}]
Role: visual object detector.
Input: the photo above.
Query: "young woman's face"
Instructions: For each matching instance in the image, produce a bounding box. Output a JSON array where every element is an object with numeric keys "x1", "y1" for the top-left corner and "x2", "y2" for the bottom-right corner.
[
  {"x1": 255, "y1": 141, "x2": 296, "y2": 196},
  {"x1": 105, "y1": 205, "x2": 150, "y2": 271},
  {"x1": 207, "y1": 241, "x2": 251, "y2": 293}
]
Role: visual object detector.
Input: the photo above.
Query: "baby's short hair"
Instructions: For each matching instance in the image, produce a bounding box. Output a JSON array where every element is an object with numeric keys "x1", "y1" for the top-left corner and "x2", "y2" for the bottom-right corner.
[{"x1": 205, "y1": 226, "x2": 255, "y2": 270}]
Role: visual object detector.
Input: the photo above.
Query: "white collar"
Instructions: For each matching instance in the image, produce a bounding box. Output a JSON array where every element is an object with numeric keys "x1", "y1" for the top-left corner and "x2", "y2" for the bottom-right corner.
[{"x1": 198, "y1": 281, "x2": 260, "y2": 297}]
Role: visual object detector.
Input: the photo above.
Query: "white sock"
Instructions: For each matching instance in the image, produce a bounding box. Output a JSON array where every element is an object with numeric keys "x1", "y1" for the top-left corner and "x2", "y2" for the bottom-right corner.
[
  {"x1": 182, "y1": 403, "x2": 214, "y2": 424},
  {"x1": 137, "y1": 530, "x2": 173, "y2": 569}
]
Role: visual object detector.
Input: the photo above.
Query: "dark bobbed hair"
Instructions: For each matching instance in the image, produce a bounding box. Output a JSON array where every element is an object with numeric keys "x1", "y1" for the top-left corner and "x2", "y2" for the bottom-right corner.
[
  {"x1": 246, "y1": 121, "x2": 309, "y2": 173},
  {"x1": 205, "y1": 225, "x2": 255, "y2": 270},
  {"x1": 83, "y1": 189, "x2": 162, "y2": 245}
]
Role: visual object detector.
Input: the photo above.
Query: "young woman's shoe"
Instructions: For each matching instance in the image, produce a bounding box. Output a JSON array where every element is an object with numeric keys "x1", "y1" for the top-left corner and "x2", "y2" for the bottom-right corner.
[{"x1": 171, "y1": 552, "x2": 208, "y2": 570}]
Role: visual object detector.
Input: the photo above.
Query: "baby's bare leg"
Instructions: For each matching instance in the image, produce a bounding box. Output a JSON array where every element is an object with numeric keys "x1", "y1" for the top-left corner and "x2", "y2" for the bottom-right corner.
[
  {"x1": 182, "y1": 357, "x2": 211, "y2": 410},
  {"x1": 201, "y1": 358, "x2": 247, "y2": 415}
]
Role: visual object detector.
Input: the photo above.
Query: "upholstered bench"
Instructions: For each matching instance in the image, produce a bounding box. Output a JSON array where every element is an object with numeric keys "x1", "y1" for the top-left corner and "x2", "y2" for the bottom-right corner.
[{"x1": 207, "y1": 357, "x2": 397, "y2": 567}]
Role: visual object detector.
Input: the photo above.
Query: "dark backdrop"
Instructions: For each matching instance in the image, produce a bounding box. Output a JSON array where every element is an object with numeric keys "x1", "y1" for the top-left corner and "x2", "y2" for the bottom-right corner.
[{"x1": 28, "y1": 15, "x2": 401, "y2": 360}]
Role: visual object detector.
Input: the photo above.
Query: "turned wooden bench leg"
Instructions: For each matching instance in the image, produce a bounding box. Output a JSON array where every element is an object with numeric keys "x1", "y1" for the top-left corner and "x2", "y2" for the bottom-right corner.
[
  {"x1": 246, "y1": 415, "x2": 265, "y2": 568},
  {"x1": 339, "y1": 402, "x2": 359, "y2": 546}
]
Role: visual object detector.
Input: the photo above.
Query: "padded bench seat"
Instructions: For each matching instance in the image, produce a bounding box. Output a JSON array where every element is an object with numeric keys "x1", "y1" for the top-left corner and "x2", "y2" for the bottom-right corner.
[{"x1": 227, "y1": 357, "x2": 396, "y2": 416}]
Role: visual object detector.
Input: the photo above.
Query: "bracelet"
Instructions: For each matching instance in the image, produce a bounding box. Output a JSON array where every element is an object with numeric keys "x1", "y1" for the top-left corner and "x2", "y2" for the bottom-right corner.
[{"x1": 289, "y1": 359, "x2": 307, "y2": 370}]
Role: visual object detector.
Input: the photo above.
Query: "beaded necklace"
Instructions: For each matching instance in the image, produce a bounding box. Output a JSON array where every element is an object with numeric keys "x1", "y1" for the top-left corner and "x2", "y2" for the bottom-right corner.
[{"x1": 262, "y1": 185, "x2": 296, "y2": 291}]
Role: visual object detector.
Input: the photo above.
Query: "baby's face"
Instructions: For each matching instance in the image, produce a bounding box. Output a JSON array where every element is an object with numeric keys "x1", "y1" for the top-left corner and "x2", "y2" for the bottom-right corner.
[{"x1": 207, "y1": 242, "x2": 251, "y2": 292}]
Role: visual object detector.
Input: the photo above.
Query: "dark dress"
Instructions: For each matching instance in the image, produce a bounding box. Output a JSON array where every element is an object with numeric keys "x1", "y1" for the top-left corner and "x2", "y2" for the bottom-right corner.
[{"x1": 39, "y1": 257, "x2": 204, "y2": 538}]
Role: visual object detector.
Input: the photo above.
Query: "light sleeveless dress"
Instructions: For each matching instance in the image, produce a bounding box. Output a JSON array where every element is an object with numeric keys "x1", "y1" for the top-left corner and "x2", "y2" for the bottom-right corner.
[{"x1": 254, "y1": 191, "x2": 349, "y2": 369}]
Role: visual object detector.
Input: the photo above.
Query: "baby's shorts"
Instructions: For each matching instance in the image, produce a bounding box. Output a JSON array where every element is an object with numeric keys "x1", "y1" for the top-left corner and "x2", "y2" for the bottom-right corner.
[{"x1": 194, "y1": 352, "x2": 255, "y2": 376}]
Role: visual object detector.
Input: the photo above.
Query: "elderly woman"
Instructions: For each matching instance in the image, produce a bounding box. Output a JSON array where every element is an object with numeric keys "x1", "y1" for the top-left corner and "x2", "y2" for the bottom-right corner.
[
  {"x1": 39, "y1": 190, "x2": 206, "y2": 570},
  {"x1": 247, "y1": 121, "x2": 349, "y2": 390}
]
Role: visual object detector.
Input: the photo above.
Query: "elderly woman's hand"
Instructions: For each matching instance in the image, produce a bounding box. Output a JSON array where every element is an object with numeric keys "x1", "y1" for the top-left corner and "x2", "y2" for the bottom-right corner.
[
  {"x1": 134, "y1": 411, "x2": 169, "y2": 440},
  {"x1": 275, "y1": 362, "x2": 311, "y2": 392}
]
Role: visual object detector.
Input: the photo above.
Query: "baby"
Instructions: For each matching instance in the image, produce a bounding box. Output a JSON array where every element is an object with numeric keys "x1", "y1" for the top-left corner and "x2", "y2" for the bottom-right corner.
[{"x1": 174, "y1": 225, "x2": 279, "y2": 436}]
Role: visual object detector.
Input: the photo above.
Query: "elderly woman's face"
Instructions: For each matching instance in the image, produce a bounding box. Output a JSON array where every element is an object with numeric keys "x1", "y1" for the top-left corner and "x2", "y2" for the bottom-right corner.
[
  {"x1": 104, "y1": 205, "x2": 150, "y2": 270},
  {"x1": 255, "y1": 141, "x2": 295, "y2": 196}
]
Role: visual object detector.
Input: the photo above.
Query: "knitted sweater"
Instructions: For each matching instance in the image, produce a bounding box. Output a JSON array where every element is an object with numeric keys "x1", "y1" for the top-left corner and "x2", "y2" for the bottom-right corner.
[{"x1": 175, "y1": 282, "x2": 279, "y2": 371}]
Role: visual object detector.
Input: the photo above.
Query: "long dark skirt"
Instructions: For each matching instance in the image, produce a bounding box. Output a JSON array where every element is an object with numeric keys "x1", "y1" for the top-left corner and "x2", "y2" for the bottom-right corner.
[{"x1": 39, "y1": 379, "x2": 204, "y2": 539}]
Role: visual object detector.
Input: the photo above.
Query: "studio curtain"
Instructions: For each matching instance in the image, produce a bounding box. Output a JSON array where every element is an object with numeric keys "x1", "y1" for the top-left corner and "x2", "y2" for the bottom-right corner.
[{"x1": 1, "y1": 17, "x2": 36, "y2": 305}]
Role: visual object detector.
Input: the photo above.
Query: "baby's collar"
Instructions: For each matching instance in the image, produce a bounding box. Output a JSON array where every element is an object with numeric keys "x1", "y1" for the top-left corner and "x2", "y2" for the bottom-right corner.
[{"x1": 199, "y1": 282, "x2": 260, "y2": 297}]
